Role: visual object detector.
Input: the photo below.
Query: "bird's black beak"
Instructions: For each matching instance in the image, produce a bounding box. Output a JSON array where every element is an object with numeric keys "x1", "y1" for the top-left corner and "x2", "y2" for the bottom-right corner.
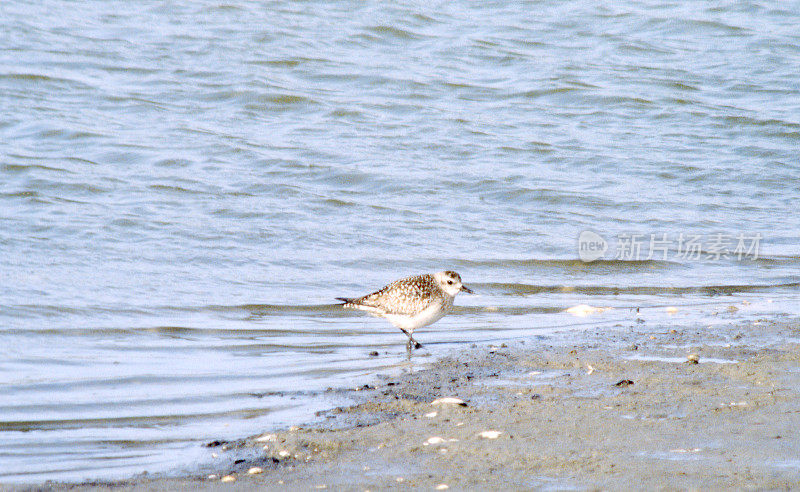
[{"x1": 461, "y1": 285, "x2": 474, "y2": 294}]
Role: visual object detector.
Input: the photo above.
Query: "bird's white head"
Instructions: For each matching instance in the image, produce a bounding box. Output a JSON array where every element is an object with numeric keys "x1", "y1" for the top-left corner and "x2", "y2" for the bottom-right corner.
[{"x1": 434, "y1": 270, "x2": 474, "y2": 297}]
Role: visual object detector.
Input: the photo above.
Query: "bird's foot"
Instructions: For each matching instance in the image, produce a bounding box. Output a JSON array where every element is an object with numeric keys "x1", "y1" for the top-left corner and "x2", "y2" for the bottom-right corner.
[{"x1": 405, "y1": 338, "x2": 423, "y2": 350}]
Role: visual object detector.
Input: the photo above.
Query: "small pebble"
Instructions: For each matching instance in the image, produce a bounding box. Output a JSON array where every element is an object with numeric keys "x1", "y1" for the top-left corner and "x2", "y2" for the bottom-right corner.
[
  {"x1": 436, "y1": 484, "x2": 450, "y2": 490},
  {"x1": 278, "y1": 450, "x2": 290, "y2": 457},
  {"x1": 721, "y1": 401, "x2": 748, "y2": 407},
  {"x1": 687, "y1": 354, "x2": 700, "y2": 364},
  {"x1": 220, "y1": 475, "x2": 236, "y2": 483},
  {"x1": 368, "y1": 351, "x2": 379, "y2": 357},
  {"x1": 256, "y1": 433, "x2": 277, "y2": 442},
  {"x1": 207, "y1": 474, "x2": 218, "y2": 480},
  {"x1": 615, "y1": 379, "x2": 634, "y2": 387},
  {"x1": 424, "y1": 411, "x2": 438, "y2": 418},
  {"x1": 424, "y1": 437, "x2": 446, "y2": 445},
  {"x1": 248, "y1": 467, "x2": 263, "y2": 475},
  {"x1": 479, "y1": 430, "x2": 502, "y2": 439}
]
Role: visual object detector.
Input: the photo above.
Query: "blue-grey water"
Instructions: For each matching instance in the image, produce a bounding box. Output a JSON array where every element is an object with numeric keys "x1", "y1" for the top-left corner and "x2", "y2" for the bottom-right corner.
[{"x1": 2, "y1": 0, "x2": 800, "y2": 483}]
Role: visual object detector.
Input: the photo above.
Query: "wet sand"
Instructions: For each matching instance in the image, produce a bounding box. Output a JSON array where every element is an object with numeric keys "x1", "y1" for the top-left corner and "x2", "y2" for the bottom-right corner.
[{"x1": 23, "y1": 316, "x2": 800, "y2": 490}]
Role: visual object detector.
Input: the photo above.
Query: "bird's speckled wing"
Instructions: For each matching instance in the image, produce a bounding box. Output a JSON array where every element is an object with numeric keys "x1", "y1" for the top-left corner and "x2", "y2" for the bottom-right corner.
[{"x1": 341, "y1": 274, "x2": 442, "y2": 315}]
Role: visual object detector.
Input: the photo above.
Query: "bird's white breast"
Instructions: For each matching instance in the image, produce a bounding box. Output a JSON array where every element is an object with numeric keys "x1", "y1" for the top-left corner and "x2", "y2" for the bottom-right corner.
[{"x1": 383, "y1": 297, "x2": 452, "y2": 332}]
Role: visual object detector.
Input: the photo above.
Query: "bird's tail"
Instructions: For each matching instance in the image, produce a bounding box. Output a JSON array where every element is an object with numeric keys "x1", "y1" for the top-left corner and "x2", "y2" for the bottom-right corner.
[{"x1": 335, "y1": 297, "x2": 353, "y2": 305}]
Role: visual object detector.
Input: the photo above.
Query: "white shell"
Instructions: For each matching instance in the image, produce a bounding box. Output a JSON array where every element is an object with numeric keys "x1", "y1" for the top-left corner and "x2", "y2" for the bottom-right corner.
[
  {"x1": 479, "y1": 430, "x2": 502, "y2": 439},
  {"x1": 431, "y1": 397, "x2": 466, "y2": 406},
  {"x1": 565, "y1": 304, "x2": 611, "y2": 317}
]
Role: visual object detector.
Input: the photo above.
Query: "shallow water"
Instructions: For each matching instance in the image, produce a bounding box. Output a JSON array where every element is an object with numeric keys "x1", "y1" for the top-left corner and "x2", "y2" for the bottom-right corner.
[{"x1": 2, "y1": 0, "x2": 800, "y2": 483}]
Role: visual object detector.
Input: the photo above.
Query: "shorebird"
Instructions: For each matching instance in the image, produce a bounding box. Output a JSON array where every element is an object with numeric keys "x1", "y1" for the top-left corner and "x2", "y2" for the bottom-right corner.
[{"x1": 337, "y1": 271, "x2": 473, "y2": 349}]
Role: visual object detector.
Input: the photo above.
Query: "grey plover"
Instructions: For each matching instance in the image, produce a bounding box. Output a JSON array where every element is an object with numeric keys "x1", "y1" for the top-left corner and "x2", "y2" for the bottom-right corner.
[{"x1": 337, "y1": 271, "x2": 473, "y2": 349}]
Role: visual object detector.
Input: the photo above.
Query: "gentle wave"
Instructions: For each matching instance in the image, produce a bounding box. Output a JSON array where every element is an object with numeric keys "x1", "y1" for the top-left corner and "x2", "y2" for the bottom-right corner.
[
  {"x1": 4, "y1": 275, "x2": 798, "y2": 324},
  {"x1": 452, "y1": 258, "x2": 679, "y2": 268},
  {"x1": 482, "y1": 282, "x2": 800, "y2": 296}
]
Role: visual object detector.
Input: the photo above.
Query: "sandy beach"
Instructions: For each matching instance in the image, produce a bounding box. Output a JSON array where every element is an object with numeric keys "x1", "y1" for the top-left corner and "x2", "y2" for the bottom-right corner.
[{"x1": 31, "y1": 314, "x2": 800, "y2": 491}]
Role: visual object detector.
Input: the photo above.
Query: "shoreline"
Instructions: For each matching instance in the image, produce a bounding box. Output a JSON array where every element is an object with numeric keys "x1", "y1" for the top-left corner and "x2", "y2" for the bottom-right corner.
[{"x1": 22, "y1": 316, "x2": 800, "y2": 490}]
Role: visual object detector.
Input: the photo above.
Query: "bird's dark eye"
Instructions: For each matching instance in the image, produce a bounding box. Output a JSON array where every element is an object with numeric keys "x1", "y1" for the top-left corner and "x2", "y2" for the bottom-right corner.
[{"x1": 447, "y1": 280, "x2": 454, "y2": 285}]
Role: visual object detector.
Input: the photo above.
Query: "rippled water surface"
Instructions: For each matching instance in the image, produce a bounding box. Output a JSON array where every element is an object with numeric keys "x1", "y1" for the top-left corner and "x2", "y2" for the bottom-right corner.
[{"x1": 2, "y1": 0, "x2": 800, "y2": 483}]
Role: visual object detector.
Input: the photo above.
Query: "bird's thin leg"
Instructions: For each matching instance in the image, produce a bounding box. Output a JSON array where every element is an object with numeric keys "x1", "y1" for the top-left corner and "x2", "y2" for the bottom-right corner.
[{"x1": 400, "y1": 329, "x2": 423, "y2": 350}]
